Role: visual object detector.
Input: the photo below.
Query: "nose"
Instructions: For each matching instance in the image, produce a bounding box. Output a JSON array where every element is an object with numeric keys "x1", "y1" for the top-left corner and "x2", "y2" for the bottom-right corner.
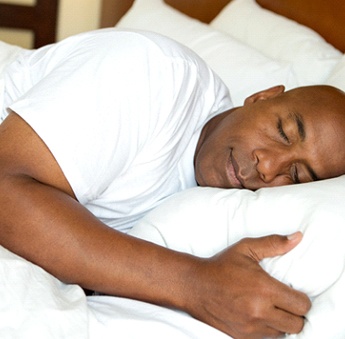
[{"x1": 254, "y1": 148, "x2": 291, "y2": 183}]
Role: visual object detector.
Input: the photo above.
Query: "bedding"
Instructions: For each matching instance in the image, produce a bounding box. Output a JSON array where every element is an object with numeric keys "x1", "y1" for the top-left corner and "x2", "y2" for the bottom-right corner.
[
  {"x1": 115, "y1": 0, "x2": 345, "y2": 105},
  {"x1": 325, "y1": 55, "x2": 345, "y2": 92},
  {"x1": 0, "y1": 245, "x2": 229, "y2": 339},
  {"x1": 130, "y1": 175, "x2": 345, "y2": 338},
  {"x1": 0, "y1": 41, "x2": 24, "y2": 121},
  {"x1": 0, "y1": 41, "x2": 23, "y2": 75},
  {"x1": 0, "y1": 246, "x2": 89, "y2": 338},
  {"x1": 116, "y1": 0, "x2": 298, "y2": 106},
  {"x1": 209, "y1": 0, "x2": 342, "y2": 84},
  {"x1": 1, "y1": 0, "x2": 345, "y2": 338}
]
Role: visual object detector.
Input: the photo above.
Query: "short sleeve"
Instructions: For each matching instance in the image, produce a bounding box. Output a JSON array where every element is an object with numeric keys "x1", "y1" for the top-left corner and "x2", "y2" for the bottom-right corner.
[{"x1": 9, "y1": 30, "x2": 232, "y2": 206}]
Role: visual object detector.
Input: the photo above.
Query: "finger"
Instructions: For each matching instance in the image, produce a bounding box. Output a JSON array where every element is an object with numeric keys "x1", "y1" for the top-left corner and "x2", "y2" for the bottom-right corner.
[
  {"x1": 216, "y1": 313, "x2": 287, "y2": 339},
  {"x1": 273, "y1": 282, "x2": 311, "y2": 317},
  {"x1": 257, "y1": 327, "x2": 287, "y2": 339},
  {"x1": 251, "y1": 259, "x2": 312, "y2": 317},
  {"x1": 242, "y1": 232, "x2": 303, "y2": 262},
  {"x1": 266, "y1": 306, "x2": 307, "y2": 335},
  {"x1": 231, "y1": 324, "x2": 286, "y2": 339}
]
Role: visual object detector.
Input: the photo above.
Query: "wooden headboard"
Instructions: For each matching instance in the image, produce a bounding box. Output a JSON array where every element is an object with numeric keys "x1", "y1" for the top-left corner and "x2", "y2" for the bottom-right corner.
[
  {"x1": 0, "y1": 0, "x2": 59, "y2": 48},
  {"x1": 100, "y1": 0, "x2": 229, "y2": 27},
  {"x1": 257, "y1": 0, "x2": 345, "y2": 53},
  {"x1": 101, "y1": 0, "x2": 345, "y2": 53}
]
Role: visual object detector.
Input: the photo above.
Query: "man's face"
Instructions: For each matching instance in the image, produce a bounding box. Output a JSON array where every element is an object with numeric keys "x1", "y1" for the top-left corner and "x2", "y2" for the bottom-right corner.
[{"x1": 194, "y1": 85, "x2": 345, "y2": 190}]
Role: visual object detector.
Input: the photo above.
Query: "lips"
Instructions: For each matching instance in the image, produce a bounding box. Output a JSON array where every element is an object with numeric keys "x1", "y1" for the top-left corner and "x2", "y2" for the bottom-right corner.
[{"x1": 227, "y1": 150, "x2": 244, "y2": 188}]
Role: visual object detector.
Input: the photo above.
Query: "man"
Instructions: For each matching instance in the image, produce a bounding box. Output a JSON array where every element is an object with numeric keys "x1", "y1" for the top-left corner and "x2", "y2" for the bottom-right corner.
[{"x1": 1, "y1": 29, "x2": 345, "y2": 338}]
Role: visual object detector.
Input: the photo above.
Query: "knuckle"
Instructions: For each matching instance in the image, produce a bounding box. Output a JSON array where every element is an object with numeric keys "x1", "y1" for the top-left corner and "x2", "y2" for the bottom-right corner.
[
  {"x1": 266, "y1": 234, "x2": 281, "y2": 251},
  {"x1": 245, "y1": 299, "x2": 267, "y2": 322},
  {"x1": 237, "y1": 323, "x2": 257, "y2": 338},
  {"x1": 304, "y1": 297, "x2": 312, "y2": 313},
  {"x1": 296, "y1": 293, "x2": 312, "y2": 315},
  {"x1": 290, "y1": 318, "x2": 305, "y2": 334},
  {"x1": 235, "y1": 237, "x2": 251, "y2": 249}
]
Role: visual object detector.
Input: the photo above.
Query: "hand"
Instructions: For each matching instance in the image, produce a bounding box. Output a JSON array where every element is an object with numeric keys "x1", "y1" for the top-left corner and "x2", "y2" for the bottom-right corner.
[{"x1": 184, "y1": 232, "x2": 311, "y2": 339}]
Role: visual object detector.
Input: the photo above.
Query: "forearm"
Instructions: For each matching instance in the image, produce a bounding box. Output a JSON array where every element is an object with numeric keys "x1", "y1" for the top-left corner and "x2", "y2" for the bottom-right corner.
[{"x1": 0, "y1": 174, "x2": 197, "y2": 309}]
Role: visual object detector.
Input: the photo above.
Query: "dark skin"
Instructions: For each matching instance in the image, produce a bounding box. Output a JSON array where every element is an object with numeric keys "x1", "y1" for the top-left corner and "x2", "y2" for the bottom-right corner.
[
  {"x1": 195, "y1": 85, "x2": 345, "y2": 190},
  {"x1": 3, "y1": 84, "x2": 344, "y2": 338}
]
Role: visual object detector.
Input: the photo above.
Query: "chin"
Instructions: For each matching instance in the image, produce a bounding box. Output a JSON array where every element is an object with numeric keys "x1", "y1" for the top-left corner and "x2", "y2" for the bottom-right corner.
[
  {"x1": 198, "y1": 177, "x2": 227, "y2": 189},
  {"x1": 195, "y1": 166, "x2": 225, "y2": 188},
  {"x1": 195, "y1": 175, "x2": 212, "y2": 188}
]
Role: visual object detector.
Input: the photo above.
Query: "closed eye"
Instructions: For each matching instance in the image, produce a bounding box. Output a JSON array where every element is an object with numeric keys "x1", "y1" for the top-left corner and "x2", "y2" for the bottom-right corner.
[
  {"x1": 277, "y1": 118, "x2": 290, "y2": 143},
  {"x1": 291, "y1": 164, "x2": 300, "y2": 184}
]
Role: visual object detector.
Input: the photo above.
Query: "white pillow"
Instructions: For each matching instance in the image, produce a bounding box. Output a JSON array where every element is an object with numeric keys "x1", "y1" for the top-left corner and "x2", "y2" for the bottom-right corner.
[
  {"x1": 0, "y1": 40, "x2": 24, "y2": 75},
  {"x1": 0, "y1": 41, "x2": 24, "y2": 120},
  {"x1": 325, "y1": 55, "x2": 345, "y2": 92},
  {"x1": 130, "y1": 176, "x2": 345, "y2": 338},
  {"x1": 116, "y1": 0, "x2": 297, "y2": 106},
  {"x1": 210, "y1": 0, "x2": 342, "y2": 85}
]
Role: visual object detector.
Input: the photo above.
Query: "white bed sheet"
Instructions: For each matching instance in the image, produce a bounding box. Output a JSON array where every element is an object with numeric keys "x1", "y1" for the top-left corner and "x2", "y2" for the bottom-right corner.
[
  {"x1": 88, "y1": 295, "x2": 229, "y2": 339},
  {"x1": 0, "y1": 246, "x2": 88, "y2": 339},
  {"x1": 0, "y1": 244, "x2": 230, "y2": 339}
]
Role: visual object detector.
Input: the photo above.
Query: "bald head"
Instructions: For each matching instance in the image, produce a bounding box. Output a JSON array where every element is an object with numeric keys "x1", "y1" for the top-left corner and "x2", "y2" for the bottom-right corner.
[{"x1": 285, "y1": 85, "x2": 345, "y2": 117}]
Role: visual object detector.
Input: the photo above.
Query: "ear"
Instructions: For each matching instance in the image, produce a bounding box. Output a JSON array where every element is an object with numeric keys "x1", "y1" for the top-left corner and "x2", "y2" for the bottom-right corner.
[{"x1": 244, "y1": 85, "x2": 285, "y2": 105}]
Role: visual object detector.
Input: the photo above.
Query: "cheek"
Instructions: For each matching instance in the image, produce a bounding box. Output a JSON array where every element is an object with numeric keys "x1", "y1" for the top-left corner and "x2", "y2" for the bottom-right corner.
[
  {"x1": 194, "y1": 152, "x2": 219, "y2": 187},
  {"x1": 322, "y1": 152, "x2": 345, "y2": 178},
  {"x1": 232, "y1": 132, "x2": 262, "y2": 162},
  {"x1": 324, "y1": 136, "x2": 345, "y2": 177},
  {"x1": 194, "y1": 133, "x2": 233, "y2": 186},
  {"x1": 194, "y1": 142, "x2": 216, "y2": 185},
  {"x1": 195, "y1": 138, "x2": 226, "y2": 172}
]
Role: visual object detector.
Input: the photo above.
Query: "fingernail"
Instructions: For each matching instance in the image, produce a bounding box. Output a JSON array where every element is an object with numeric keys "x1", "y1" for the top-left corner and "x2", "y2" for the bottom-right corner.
[{"x1": 287, "y1": 232, "x2": 299, "y2": 240}]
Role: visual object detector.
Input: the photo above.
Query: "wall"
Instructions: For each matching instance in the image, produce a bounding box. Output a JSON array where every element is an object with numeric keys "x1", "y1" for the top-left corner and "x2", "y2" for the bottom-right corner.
[
  {"x1": 0, "y1": 0, "x2": 102, "y2": 48},
  {"x1": 100, "y1": 0, "x2": 133, "y2": 27},
  {"x1": 57, "y1": 0, "x2": 102, "y2": 41}
]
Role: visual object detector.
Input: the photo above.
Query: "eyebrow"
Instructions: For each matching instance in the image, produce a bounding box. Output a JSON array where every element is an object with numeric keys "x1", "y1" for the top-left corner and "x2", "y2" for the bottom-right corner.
[
  {"x1": 306, "y1": 164, "x2": 320, "y2": 181},
  {"x1": 289, "y1": 112, "x2": 320, "y2": 181},
  {"x1": 289, "y1": 112, "x2": 306, "y2": 141}
]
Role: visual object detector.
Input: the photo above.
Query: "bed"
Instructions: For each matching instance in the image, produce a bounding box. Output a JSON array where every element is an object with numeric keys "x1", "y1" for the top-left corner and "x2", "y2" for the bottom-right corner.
[
  {"x1": 0, "y1": 0, "x2": 59, "y2": 49},
  {"x1": 1, "y1": 0, "x2": 345, "y2": 338}
]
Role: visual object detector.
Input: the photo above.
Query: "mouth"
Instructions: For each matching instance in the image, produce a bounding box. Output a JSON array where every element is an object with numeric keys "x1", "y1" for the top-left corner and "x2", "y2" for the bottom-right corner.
[{"x1": 226, "y1": 150, "x2": 244, "y2": 189}]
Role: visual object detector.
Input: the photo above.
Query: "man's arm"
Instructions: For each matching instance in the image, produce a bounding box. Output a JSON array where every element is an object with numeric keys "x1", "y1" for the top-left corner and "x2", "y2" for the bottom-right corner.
[{"x1": 0, "y1": 112, "x2": 310, "y2": 338}]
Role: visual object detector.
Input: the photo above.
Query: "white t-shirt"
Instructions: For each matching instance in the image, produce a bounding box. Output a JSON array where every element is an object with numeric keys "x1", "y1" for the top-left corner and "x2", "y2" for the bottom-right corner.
[{"x1": 2, "y1": 29, "x2": 232, "y2": 231}]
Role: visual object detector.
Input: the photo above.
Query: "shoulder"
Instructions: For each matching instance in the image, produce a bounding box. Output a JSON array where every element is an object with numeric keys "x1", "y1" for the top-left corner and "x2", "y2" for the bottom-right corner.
[{"x1": 73, "y1": 28, "x2": 211, "y2": 73}]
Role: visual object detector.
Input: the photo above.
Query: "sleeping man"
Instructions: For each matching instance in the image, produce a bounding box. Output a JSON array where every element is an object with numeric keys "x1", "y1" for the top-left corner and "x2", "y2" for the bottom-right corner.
[{"x1": 1, "y1": 28, "x2": 345, "y2": 339}]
